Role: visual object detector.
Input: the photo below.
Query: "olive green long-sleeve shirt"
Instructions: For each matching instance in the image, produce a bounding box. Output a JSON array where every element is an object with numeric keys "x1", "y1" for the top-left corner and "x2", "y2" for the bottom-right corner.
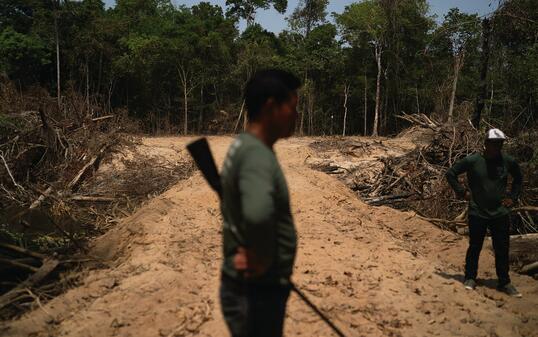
[
  {"x1": 446, "y1": 153, "x2": 523, "y2": 219},
  {"x1": 220, "y1": 133, "x2": 297, "y2": 285}
]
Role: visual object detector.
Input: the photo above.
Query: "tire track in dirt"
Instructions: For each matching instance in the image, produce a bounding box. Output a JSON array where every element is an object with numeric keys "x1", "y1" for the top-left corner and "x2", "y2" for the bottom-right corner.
[{"x1": 2, "y1": 136, "x2": 537, "y2": 337}]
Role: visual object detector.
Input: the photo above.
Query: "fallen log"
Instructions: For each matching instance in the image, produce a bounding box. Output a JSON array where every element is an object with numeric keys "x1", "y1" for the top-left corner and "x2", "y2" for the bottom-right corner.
[
  {"x1": 0, "y1": 258, "x2": 59, "y2": 310},
  {"x1": 520, "y1": 262, "x2": 538, "y2": 275}
]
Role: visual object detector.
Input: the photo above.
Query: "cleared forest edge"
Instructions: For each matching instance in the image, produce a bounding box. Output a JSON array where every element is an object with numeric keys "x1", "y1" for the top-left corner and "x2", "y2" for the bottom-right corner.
[{"x1": 2, "y1": 136, "x2": 537, "y2": 337}]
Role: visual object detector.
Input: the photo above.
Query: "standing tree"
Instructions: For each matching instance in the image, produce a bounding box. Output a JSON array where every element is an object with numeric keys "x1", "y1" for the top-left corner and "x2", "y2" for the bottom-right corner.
[
  {"x1": 287, "y1": 0, "x2": 328, "y2": 37},
  {"x1": 226, "y1": 0, "x2": 287, "y2": 27},
  {"x1": 286, "y1": 0, "x2": 329, "y2": 135},
  {"x1": 440, "y1": 9, "x2": 480, "y2": 123},
  {"x1": 337, "y1": 1, "x2": 388, "y2": 136}
]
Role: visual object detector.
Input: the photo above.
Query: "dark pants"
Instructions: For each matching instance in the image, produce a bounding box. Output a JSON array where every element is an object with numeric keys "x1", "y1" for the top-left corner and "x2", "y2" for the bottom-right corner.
[
  {"x1": 220, "y1": 273, "x2": 291, "y2": 337},
  {"x1": 465, "y1": 215, "x2": 511, "y2": 286}
]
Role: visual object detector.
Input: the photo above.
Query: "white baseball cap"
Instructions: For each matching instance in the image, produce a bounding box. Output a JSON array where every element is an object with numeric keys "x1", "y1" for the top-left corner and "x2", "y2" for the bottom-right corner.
[{"x1": 486, "y1": 128, "x2": 506, "y2": 140}]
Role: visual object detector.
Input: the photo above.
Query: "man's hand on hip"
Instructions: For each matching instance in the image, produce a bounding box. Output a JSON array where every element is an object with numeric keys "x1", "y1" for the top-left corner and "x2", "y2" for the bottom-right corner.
[{"x1": 234, "y1": 247, "x2": 269, "y2": 278}]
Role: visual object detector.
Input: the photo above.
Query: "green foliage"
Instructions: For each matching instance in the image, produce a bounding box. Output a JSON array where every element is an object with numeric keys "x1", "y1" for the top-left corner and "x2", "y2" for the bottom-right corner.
[
  {"x1": 226, "y1": 0, "x2": 287, "y2": 25},
  {"x1": 336, "y1": 1, "x2": 387, "y2": 47},
  {"x1": 0, "y1": 0, "x2": 535, "y2": 135},
  {"x1": 287, "y1": 0, "x2": 328, "y2": 35},
  {"x1": 0, "y1": 27, "x2": 50, "y2": 81}
]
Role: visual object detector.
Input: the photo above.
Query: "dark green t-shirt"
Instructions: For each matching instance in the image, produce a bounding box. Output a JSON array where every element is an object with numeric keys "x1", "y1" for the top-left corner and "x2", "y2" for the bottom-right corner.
[
  {"x1": 446, "y1": 153, "x2": 523, "y2": 219},
  {"x1": 220, "y1": 133, "x2": 297, "y2": 285}
]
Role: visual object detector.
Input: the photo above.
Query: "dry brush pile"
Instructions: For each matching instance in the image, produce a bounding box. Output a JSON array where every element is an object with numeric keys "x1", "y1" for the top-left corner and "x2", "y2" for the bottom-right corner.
[
  {"x1": 0, "y1": 80, "x2": 194, "y2": 319},
  {"x1": 309, "y1": 113, "x2": 538, "y2": 235}
]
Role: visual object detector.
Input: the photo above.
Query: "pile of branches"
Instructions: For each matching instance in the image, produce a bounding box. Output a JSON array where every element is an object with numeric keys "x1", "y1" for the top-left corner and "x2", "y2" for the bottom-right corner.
[
  {"x1": 0, "y1": 80, "x2": 130, "y2": 318},
  {"x1": 0, "y1": 80, "x2": 193, "y2": 319},
  {"x1": 357, "y1": 114, "x2": 481, "y2": 229},
  {"x1": 317, "y1": 113, "x2": 538, "y2": 235}
]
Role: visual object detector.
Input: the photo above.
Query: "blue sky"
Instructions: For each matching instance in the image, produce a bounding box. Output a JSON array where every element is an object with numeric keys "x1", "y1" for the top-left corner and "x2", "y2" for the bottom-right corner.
[{"x1": 103, "y1": 0, "x2": 498, "y2": 32}]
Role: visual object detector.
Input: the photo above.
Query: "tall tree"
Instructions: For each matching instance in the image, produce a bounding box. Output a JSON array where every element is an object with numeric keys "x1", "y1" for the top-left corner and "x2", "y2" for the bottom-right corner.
[
  {"x1": 226, "y1": 0, "x2": 287, "y2": 27},
  {"x1": 440, "y1": 9, "x2": 480, "y2": 122},
  {"x1": 287, "y1": 0, "x2": 328, "y2": 37},
  {"x1": 286, "y1": 0, "x2": 329, "y2": 135},
  {"x1": 337, "y1": 0, "x2": 388, "y2": 136}
]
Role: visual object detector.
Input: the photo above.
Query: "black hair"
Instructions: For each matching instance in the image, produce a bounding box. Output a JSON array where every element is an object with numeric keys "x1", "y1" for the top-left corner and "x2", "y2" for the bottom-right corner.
[{"x1": 244, "y1": 69, "x2": 301, "y2": 122}]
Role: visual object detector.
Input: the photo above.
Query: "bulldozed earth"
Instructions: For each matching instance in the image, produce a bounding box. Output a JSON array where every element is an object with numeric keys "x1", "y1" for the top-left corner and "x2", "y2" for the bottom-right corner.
[{"x1": 1, "y1": 134, "x2": 537, "y2": 337}]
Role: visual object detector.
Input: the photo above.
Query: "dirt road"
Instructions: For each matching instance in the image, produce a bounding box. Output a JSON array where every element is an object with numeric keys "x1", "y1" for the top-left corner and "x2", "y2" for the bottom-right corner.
[{"x1": 3, "y1": 136, "x2": 537, "y2": 337}]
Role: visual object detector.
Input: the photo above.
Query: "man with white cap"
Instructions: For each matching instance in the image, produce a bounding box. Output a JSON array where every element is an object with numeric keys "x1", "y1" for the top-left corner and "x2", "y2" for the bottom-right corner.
[{"x1": 446, "y1": 128, "x2": 523, "y2": 297}]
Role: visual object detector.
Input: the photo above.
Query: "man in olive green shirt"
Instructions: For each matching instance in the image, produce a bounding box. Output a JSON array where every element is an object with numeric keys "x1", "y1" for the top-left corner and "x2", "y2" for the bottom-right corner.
[
  {"x1": 219, "y1": 69, "x2": 300, "y2": 337},
  {"x1": 446, "y1": 128, "x2": 523, "y2": 297}
]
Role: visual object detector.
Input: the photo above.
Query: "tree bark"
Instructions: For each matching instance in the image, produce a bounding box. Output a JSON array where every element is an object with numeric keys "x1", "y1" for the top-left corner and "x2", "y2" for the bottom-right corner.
[
  {"x1": 342, "y1": 83, "x2": 350, "y2": 136},
  {"x1": 178, "y1": 65, "x2": 192, "y2": 135},
  {"x1": 472, "y1": 18, "x2": 491, "y2": 128},
  {"x1": 308, "y1": 89, "x2": 314, "y2": 135},
  {"x1": 364, "y1": 73, "x2": 368, "y2": 136},
  {"x1": 448, "y1": 51, "x2": 465, "y2": 123},
  {"x1": 234, "y1": 100, "x2": 245, "y2": 133},
  {"x1": 373, "y1": 44, "x2": 382, "y2": 137},
  {"x1": 85, "y1": 55, "x2": 90, "y2": 115},
  {"x1": 415, "y1": 86, "x2": 420, "y2": 114},
  {"x1": 199, "y1": 82, "x2": 204, "y2": 133},
  {"x1": 184, "y1": 85, "x2": 188, "y2": 134},
  {"x1": 54, "y1": 10, "x2": 61, "y2": 111}
]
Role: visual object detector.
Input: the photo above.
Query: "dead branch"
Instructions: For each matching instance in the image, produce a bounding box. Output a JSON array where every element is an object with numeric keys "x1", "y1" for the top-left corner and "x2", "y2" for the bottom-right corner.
[
  {"x1": 0, "y1": 243, "x2": 46, "y2": 260},
  {"x1": 70, "y1": 195, "x2": 115, "y2": 202},
  {"x1": 91, "y1": 115, "x2": 114, "y2": 122},
  {"x1": 0, "y1": 151, "x2": 24, "y2": 191},
  {"x1": 67, "y1": 143, "x2": 109, "y2": 192},
  {"x1": 0, "y1": 258, "x2": 59, "y2": 310},
  {"x1": 512, "y1": 206, "x2": 538, "y2": 213},
  {"x1": 29, "y1": 186, "x2": 53, "y2": 210},
  {"x1": 0, "y1": 258, "x2": 39, "y2": 273}
]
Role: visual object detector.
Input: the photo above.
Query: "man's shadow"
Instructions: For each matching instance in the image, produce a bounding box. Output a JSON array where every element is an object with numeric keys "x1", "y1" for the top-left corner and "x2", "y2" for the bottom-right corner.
[{"x1": 435, "y1": 271, "x2": 498, "y2": 290}]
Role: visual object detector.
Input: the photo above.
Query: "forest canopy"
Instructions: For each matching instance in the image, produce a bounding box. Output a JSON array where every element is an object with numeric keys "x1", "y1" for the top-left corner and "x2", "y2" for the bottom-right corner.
[{"x1": 1, "y1": 0, "x2": 537, "y2": 135}]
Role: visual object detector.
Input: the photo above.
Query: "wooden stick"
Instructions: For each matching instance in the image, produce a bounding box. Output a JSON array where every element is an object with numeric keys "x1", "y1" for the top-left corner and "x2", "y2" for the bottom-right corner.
[
  {"x1": 0, "y1": 258, "x2": 59, "y2": 310},
  {"x1": 67, "y1": 144, "x2": 109, "y2": 192},
  {"x1": 0, "y1": 152, "x2": 24, "y2": 191},
  {"x1": 413, "y1": 214, "x2": 466, "y2": 226},
  {"x1": 0, "y1": 242, "x2": 46, "y2": 260},
  {"x1": 91, "y1": 115, "x2": 114, "y2": 122},
  {"x1": 70, "y1": 195, "x2": 115, "y2": 202},
  {"x1": 512, "y1": 206, "x2": 538, "y2": 213},
  {"x1": 29, "y1": 186, "x2": 53, "y2": 210},
  {"x1": 0, "y1": 258, "x2": 38, "y2": 272}
]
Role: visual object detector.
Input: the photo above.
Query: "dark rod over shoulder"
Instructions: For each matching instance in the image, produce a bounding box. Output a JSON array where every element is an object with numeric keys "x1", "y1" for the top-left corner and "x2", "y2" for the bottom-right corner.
[{"x1": 187, "y1": 137, "x2": 223, "y2": 198}]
